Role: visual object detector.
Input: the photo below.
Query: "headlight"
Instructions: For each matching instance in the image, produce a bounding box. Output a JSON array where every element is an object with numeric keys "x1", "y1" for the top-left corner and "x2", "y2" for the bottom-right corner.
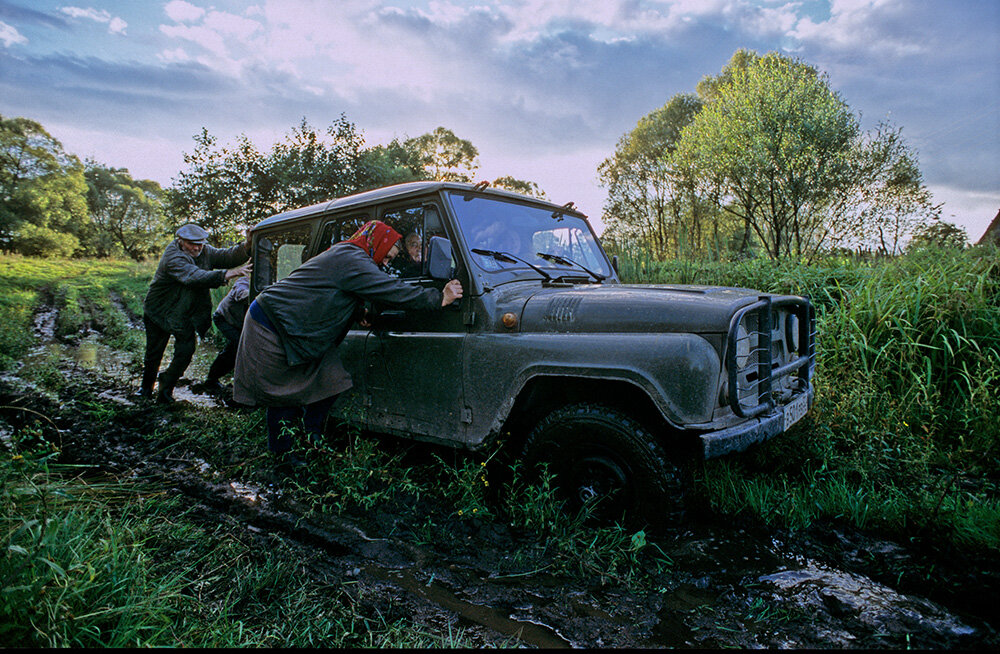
[{"x1": 785, "y1": 313, "x2": 799, "y2": 352}]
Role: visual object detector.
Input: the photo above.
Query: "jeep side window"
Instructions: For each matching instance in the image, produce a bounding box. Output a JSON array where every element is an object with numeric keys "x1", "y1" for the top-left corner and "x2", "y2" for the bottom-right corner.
[
  {"x1": 317, "y1": 214, "x2": 368, "y2": 255},
  {"x1": 381, "y1": 205, "x2": 445, "y2": 278},
  {"x1": 253, "y1": 226, "x2": 312, "y2": 291}
]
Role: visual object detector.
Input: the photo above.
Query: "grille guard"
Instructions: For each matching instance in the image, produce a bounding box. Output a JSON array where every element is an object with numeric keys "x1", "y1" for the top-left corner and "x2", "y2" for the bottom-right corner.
[{"x1": 725, "y1": 295, "x2": 816, "y2": 419}]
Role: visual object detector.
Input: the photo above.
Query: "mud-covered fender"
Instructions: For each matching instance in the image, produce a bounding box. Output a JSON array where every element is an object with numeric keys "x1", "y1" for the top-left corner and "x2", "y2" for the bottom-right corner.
[{"x1": 462, "y1": 332, "x2": 721, "y2": 447}]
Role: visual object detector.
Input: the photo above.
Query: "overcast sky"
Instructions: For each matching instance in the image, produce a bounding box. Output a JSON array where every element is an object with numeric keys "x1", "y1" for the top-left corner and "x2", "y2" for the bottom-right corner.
[{"x1": 1, "y1": 0, "x2": 997, "y2": 240}]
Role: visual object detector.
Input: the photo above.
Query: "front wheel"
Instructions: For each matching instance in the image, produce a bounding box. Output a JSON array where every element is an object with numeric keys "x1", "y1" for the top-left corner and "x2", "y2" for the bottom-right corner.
[{"x1": 522, "y1": 403, "x2": 685, "y2": 526}]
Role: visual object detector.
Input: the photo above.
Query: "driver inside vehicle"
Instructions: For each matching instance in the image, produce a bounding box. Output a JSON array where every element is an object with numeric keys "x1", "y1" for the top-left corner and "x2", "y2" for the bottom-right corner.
[{"x1": 391, "y1": 231, "x2": 423, "y2": 277}]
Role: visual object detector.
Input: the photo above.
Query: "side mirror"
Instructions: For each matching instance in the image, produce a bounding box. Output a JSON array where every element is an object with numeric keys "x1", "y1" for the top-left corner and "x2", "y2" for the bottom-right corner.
[
  {"x1": 611, "y1": 254, "x2": 619, "y2": 275},
  {"x1": 427, "y1": 236, "x2": 454, "y2": 280}
]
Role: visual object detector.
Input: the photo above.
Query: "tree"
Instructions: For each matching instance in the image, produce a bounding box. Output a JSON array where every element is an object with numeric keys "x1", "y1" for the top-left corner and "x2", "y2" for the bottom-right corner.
[
  {"x1": 359, "y1": 137, "x2": 429, "y2": 188},
  {"x1": 599, "y1": 94, "x2": 735, "y2": 259},
  {"x1": 404, "y1": 127, "x2": 479, "y2": 182},
  {"x1": 668, "y1": 50, "x2": 937, "y2": 260},
  {"x1": 908, "y1": 218, "x2": 968, "y2": 251},
  {"x1": 84, "y1": 161, "x2": 169, "y2": 260},
  {"x1": 262, "y1": 116, "x2": 369, "y2": 212},
  {"x1": 490, "y1": 176, "x2": 547, "y2": 199},
  {"x1": 0, "y1": 115, "x2": 89, "y2": 256},
  {"x1": 170, "y1": 116, "x2": 433, "y2": 243},
  {"x1": 821, "y1": 122, "x2": 940, "y2": 255},
  {"x1": 168, "y1": 127, "x2": 269, "y2": 243},
  {"x1": 675, "y1": 52, "x2": 859, "y2": 259},
  {"x1": 170, "y1": 117, "x2": 359, "y2": 242}
]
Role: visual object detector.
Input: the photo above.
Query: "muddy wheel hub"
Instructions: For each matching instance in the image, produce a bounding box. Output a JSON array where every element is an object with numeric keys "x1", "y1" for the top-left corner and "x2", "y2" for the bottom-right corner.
[{"x1": 575, "y1": 455, "x2": 627, "y2": 505}]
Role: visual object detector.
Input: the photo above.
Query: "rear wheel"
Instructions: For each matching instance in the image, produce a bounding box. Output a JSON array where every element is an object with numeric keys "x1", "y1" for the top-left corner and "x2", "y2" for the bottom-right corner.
[{"x1": 522, "y1": 403, "x2": 685, "y2": 526}]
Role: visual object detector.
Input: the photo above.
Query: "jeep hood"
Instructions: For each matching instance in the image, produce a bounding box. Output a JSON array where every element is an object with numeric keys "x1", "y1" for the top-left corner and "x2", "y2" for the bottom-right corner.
[{"x1": 518, "y1": 284, "x2": 762, "y2": 334}]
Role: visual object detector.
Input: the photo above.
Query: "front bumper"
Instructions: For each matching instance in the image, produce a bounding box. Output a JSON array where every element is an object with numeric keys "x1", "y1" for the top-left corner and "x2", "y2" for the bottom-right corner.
[{"x1": 699, "y1": 386, "x2": 814, "y2": 459}]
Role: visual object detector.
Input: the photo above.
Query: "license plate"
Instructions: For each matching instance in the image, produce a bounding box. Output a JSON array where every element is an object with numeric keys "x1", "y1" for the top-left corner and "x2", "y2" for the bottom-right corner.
[{"x1": 782, "y1": 394, "x2": 809, "y2": 431}]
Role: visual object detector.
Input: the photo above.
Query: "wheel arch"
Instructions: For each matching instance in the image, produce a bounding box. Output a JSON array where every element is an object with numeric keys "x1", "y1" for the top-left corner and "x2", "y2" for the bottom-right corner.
[{"x1": 496, "y1": 373, "x2": 693, "y2": 457}]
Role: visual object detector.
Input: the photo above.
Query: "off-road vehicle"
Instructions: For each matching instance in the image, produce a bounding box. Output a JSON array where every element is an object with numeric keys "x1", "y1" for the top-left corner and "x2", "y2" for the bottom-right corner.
[{"x1": 249, "y1": 181, "x2": 816, "y2": 522}]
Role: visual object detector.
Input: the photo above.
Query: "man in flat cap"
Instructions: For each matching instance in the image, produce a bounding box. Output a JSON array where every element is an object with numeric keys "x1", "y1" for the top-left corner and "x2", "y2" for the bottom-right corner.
[{"x1": 139, "y1": 223, "x2": 251, "y2": 403}]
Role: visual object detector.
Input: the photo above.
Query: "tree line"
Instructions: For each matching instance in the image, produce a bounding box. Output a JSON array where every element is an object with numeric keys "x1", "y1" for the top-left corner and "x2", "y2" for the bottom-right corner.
[
  {"x1": 1, "y1": 115, "x2": 535, "y2": 259},
  {"x1": 2, "y1": 48, "x2": 967, "y2": 262},
  {"x1": 598, "y1": 49, "x2": 966, "y2": 260}
]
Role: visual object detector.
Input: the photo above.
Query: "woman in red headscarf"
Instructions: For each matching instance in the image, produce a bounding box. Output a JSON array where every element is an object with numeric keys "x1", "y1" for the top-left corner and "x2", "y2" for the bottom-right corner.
[{"x1": 233, "y1": 220, "x2": 463, "y2": 464}]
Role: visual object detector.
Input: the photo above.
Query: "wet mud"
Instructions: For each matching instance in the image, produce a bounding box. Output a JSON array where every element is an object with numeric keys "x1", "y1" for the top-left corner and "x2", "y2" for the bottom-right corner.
[{"x1": 1, "y1": 305, "x2": 998, "y2": 649}]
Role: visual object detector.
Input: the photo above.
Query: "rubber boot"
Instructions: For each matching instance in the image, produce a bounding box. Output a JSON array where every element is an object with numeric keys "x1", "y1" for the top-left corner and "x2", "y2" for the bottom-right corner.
[{"x1": 156, "y1": 373, "x2": 176, "y2": 405}]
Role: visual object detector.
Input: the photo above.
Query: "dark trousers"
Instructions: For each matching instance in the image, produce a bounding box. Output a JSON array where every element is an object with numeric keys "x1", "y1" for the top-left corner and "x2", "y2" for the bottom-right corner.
[
  {"x1": 266, "y1": 394, "x2": 339, "y2": 454},
  {"x1": 141, "y1": 315, "x2": 197, "y2": 393},
  {"x1": 206, "y1": 317, "x2": 241, "y2": 382}
]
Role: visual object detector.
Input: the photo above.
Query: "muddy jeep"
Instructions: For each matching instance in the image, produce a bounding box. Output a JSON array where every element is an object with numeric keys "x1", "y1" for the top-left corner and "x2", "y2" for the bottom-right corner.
[{"x1": 249, "y1": 181, "x2": 816, "y2": 522}]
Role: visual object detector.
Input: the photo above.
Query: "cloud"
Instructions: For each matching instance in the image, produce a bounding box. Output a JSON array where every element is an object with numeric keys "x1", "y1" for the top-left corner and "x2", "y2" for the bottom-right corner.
[
  {"x1": 1, "y1": 0, "x2": 995, "y2": 238},
  {"x1": 59, "y1": 5, "x2": 127, "y2": 35},
  {"x1": 159, "y1": 4, "x2": 264, "y2": 76},
  {"x1": 164, "y1": 0, "x2": 206, "y2": 24},
  {"x1": 0, "y1": 20, "x2": 26, "y2": 46},
  {"x1": 0, "y1": 0, "x2": 67, "y2": 29}
]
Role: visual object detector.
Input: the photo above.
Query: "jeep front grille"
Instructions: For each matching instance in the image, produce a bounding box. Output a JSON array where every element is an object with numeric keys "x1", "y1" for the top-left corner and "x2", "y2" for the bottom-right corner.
[{"x1": 726, "y1": 296, "x2": 816, "y2": 418}]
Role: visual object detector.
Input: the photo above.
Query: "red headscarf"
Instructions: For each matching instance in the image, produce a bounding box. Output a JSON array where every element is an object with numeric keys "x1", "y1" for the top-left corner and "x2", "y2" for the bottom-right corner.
[{"x1": 341, "y1": 220, "x2": 401, "y2": 265}]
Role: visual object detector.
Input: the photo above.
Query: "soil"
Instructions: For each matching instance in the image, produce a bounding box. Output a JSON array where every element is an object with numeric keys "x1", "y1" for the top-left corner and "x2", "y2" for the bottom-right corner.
[{"x1": 2, "y1": 309, "x2": 998, "y2": 649}]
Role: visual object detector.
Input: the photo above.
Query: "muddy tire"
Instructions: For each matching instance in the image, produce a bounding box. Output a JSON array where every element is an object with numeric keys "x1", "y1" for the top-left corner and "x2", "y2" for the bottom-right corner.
[{"x1": 522, "y1": 403, "x2": 684, "y2": 527}]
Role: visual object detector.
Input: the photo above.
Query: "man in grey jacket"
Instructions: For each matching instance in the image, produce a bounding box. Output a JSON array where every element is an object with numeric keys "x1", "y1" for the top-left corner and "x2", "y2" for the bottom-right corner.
[
  {"x1": 140, "y1": 223, "x2": 250, "y2": 403},
  {"x1": 199, "y1": 274, "x2": 250, "y2": 394}
]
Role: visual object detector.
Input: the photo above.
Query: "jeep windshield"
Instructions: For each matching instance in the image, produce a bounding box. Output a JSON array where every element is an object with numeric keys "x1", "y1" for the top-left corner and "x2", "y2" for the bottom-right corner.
[{"x1": 446, "y1": 191, "x2": 612, "y2": 282}]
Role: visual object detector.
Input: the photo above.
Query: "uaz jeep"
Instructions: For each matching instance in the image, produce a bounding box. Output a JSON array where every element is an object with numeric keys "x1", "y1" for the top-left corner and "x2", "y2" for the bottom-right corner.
[{"x1": 249, "y1": 181, "x2": 816, "y2": 522}]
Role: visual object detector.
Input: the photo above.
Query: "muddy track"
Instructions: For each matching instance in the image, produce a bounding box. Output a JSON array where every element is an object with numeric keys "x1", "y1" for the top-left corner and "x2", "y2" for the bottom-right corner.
[{"x1": 2, "y1": 313, "x2": 998, "y2": 648}]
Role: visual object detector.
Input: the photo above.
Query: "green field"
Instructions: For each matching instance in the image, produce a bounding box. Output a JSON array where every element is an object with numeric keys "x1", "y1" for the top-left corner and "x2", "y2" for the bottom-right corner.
[{"x1": 2, "y1": 247, "x2": 998, "y2": 646}]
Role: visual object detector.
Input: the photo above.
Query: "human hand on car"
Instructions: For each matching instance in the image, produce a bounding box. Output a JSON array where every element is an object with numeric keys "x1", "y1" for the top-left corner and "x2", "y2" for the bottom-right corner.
[
  {"x1": 442, "y1": 279, "x2": 463, "y2": 306},
  {"x1": 226, "y1": 261, "x2": 251, "y2": 281}
]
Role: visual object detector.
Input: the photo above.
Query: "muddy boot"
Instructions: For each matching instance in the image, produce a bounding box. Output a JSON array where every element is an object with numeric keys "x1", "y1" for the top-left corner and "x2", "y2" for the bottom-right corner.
[
  {"x1": 223, "y1": 396, "x2": 252, "y2": 410},
  {"x1": 156, "y1": 373, "x2": 176, "y2": 405},
  {"x1": 273, "y1": 451, "x2": 307, "y2": 477},
  {"x1": 132, "y1": 386, "x2": 154, "y2": 403},
  {"x1": 201, "y1": 378, "x2": 223, "y2": 394}
]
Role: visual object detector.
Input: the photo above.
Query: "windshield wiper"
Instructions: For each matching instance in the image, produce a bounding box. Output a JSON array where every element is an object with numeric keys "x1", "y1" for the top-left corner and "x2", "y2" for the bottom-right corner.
[
  {"x1": 536, "y1": 251, "x2": 606, "y2": 283},
  {"x1": 471, "y1": 248, "x2": 552, "y2": 280}
]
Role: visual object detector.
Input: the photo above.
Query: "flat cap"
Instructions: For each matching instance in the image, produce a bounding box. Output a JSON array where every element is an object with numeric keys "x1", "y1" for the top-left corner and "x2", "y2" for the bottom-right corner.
[{"x1": 175, "y1": 223, "x2": 209, "y2": 244}]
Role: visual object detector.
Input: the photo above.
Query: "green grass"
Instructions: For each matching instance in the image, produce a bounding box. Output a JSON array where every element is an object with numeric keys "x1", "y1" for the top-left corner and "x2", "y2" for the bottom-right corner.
[
  {"x1": 2, "y1": 247, "x2": 999, "y2": 647},
  {"x1": 0, "y1": 454, "x2": 482, "y2": 647},
  {"x1": 0, "y1": 255, "x2": 152, "y2": 370}
]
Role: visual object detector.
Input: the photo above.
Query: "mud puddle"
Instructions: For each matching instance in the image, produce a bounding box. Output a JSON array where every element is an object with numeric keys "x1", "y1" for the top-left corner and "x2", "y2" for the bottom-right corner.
[{"x1": 1, "y1": 303, "x2": 997, "y2": 648}]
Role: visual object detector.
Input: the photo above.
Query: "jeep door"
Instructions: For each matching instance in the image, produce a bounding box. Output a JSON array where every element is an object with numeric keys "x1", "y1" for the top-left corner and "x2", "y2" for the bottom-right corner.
[{"x1": 362, "y1": 201, "x2": 468, "y2": 443}]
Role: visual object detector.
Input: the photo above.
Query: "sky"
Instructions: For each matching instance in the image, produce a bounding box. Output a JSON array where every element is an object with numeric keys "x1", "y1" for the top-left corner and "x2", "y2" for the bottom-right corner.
[{"x1": 1, "y1": 0, "x2": 998, "y2": 241}]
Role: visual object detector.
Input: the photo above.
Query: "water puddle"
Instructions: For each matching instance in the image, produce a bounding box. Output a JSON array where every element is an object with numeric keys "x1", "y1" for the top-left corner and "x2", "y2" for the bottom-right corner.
[
  {"x1": 366, "y1": 566, "x2": 571, "y2": 648},
  {"x1": 71, "y1": 334, "x2": 133, "y2": 374},
  {"x1": 230, "y1": 480, "x2": 269, "y2": 504},
  {"x1": 170, "y1": 384, "x2": 221, "y2": 408},
  {"x1": 33, "y1": 307, "x2": 57, "y2": 341}
]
